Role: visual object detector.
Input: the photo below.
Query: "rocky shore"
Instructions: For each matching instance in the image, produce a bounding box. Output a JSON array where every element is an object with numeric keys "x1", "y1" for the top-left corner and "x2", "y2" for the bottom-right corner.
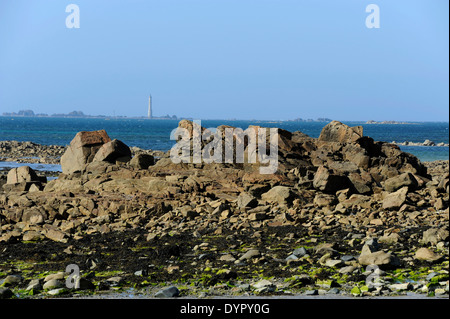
[{"x1": 0, "y1": 120, "x2": 448, "y2": 299}]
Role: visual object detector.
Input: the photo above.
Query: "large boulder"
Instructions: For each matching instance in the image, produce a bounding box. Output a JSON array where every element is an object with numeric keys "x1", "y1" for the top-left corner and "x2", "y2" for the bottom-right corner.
[
  {"x1": 318, "y1": 121, "x2": 363, "y2": 144},
  {"x1": 93, "y1": 139, "x2": 132, "y2": 164},
  {"x1": 60, "y1": 130, "x2": 111, "y2": 174},
  {"x1": 6, "y1": 166, "x2": 39, "y2": 184},
  {"x1": 383, "y1": 172, "x2": 418, "y2": 193},
  {"x1": 313, "y1": 166, "x2": 350, "y2": 193}
]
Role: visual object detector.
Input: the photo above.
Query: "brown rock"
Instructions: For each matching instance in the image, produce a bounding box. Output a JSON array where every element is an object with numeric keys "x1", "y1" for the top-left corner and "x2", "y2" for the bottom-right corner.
[
  {"x1": 313, "y1": 166, "x2": 350, "y2": 193},
  {"x1": 6, "y1": 166, "x2": 39, "y2": 184},
  {"x1": 318, "y1": 121, "x2": 363, "y2": 144},
  {"x1": 383, "y1": 173, "x2": 418, "y2": 193},
  {"x1": 358, "y1": 251, "x2": 400, "y2": 268},
  {"x1": 129, "y1": 153, "x2": 154, "y2": 169},
  {"x1": 382, "y1": 187, "x2": 408, "y2": 210},
  {"x1": 60, "y1": 130, "x2": 111, "y2": 174},
  {"x1": 93, "y1": 139, "x2": 132, "y2": 164},
  {"x1": 414, "y1": 248, "x2": 443, "y2": 262}
]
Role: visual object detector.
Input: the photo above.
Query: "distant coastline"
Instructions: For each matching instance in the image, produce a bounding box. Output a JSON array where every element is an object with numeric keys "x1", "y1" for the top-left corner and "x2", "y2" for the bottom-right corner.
[
  {"x1": 365, "y1": 120, "x2": 416, "y2": 125},
  {"x1": 1, "y1": 109, "x2": 179, "y2": 120}
]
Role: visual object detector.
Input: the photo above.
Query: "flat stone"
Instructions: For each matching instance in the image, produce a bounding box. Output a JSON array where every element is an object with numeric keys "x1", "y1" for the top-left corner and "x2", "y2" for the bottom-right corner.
[
  {"x1": 44, "y1": 272, "x2": 65, "y2": 282},
  {"x1": 47, "y1": 288, "x2": 67, "y2": 296},
  {"x1": 414, "y1": 248, "x2": 443, "y2": 262},
  {"x1": 219, "y1": 254, "x2": 236, "y2": 262},
  {"x1": 238, "y1": 249, "x2": 261, "y2": 261}
]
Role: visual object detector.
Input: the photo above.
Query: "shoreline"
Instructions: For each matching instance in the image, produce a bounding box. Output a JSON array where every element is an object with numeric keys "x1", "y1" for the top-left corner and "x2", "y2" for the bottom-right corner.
[{"x1": 0, "y1": 121, "x2": 448, "y2": 300}]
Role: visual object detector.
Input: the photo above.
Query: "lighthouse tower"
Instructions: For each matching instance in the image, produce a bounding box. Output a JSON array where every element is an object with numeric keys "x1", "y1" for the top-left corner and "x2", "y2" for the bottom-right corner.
[{"x1": 148, "y1": 95, "x2": 152, "y2": 119}]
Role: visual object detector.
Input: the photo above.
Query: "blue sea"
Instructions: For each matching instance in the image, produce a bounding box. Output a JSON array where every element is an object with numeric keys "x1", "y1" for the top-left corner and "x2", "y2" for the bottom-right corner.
[{"x1": 0, "y1": 117, "x2": 448, "y2": 162}]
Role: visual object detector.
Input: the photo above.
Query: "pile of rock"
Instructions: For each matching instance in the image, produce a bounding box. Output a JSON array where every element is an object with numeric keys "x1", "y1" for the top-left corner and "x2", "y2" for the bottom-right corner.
[
  {"x1": 0, "y1": 120, "x2": 448, "y2": 298},
  {"x1": 0, "y1": 141, "x2": 65, "y2": 164}
]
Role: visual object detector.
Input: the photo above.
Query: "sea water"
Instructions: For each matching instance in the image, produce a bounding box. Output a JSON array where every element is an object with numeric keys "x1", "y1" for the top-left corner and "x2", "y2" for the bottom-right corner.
[{"x1": 0, "y1": 117, "x2": 448, "y2": 163}]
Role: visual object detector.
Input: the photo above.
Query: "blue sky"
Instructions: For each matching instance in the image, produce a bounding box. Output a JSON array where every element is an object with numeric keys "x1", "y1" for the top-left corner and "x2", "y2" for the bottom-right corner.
[{"x1": 0, "y1": 0, "x2": 448, "y2": 121}]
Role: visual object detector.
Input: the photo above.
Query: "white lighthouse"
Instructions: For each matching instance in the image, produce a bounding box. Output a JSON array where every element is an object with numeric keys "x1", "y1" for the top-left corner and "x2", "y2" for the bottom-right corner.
[{"x1": 148, "y1": 94, "x2": 152, "y2": 118}]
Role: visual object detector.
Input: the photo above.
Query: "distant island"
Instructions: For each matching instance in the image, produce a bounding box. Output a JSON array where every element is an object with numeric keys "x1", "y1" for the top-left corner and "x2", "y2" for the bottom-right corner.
[
  {"x1": 366, "y1": 120, "x2": 414, "y2": 124},
  {"x1": 1, "y1": 109, "x2": 179, "y2": 120},
  {"x1": 287, "y1": 117, "x2": 333, "y2": 122}
]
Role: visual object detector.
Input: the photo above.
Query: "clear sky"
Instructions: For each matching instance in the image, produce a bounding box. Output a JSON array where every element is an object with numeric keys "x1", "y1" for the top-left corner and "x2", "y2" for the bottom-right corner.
[{"x1": 0, "y1": 0, "x2": 448, "y2": 121}]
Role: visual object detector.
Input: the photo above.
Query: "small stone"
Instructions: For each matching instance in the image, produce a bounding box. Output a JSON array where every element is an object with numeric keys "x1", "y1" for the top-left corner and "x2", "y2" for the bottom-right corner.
[
  {"x1": 26, "y1": 279, "x2": 42, "y2": 291},
  {"x1": 43, "y1": 279, "x2": 65, "y2": 290},
  {"x1": 389, "y1": 283, "x2": 412, "y2": 291},
  {"x1": 414, "y1": 248, "x2": 443, "y2": 262},
  {"x1": 325, "y1": 259, "x2": 344, "y2": 268},
  {"x1": 0, "y1": 287, "x2": 14, "y2": 299},
  {"x1": 238, "y1": 249, "x2": 261, "y2": 261},
  {"x1": 292, "y1": 247, "x2": 308, "y2": 257},
  {"x1": 219, "y1": 254, "x2": 236, "y2": 262},
  {"x1": 304, "y1": 289, "x2": 318, "y2": 295},
  {"x1": 155, "y1": 286, "x2": 180, "y2": 298},
  {"x1": 340, "y1": 255, "x2": 356, "y2": 262},
  {"x1": 339, "y1": 266, "x2": 356, "y2": 274},
  {"x1": 44, "y1": 272, "x2": 65, "y2": 282},
  {"x1": 252, "y1": 279, "x2": 275, "y2": 291},
  {"x1": 2, "y1": 275, "x2": 22, "y2": 287}
]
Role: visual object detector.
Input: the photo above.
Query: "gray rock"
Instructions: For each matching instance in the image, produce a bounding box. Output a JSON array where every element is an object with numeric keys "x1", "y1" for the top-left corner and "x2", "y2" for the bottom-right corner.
[
  {"x1": 155, "y1": 286, "x2": 180, "y2": 298},
  {"x1": 252, "y1": 279, "x2": 275, "y2": 293},
  {"x1": 340, "y1": 255, "x2": 356, "y2": 262},
  {"x1": 304, "y1": 289, "x2": 318, "y2": 295},
  {"x1": 389, "y1": 283, "x2": 412, "y2": 291},
  {"x1": 292, "y1": 247, "x2": 308, "y2": 258}
]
